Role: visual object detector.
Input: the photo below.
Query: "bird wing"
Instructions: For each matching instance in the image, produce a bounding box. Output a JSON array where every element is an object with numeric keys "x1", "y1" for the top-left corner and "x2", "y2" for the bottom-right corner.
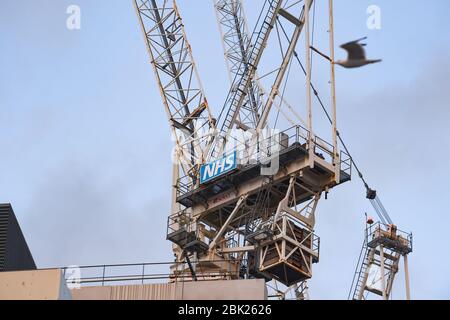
[{"x1": 340, "y1": 38, "x2": 367, "y2": 60}]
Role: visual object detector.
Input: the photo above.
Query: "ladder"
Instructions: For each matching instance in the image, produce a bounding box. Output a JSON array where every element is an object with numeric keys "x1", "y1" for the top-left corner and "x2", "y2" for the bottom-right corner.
[
  {"x1": 349, "y1": 238, "x2": 369, "y2": 300},
  {"x1": 213, "y1": 0, "x2": 283, "y2": 158},
  {"x1": 350, "y1": 241, "x2": 401, "y2": 300}
]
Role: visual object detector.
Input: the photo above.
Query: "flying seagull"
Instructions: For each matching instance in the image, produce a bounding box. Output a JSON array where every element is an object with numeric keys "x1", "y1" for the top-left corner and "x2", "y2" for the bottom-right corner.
[{"x1": 335, "y1": 37, "x2": 382, "y2": 68}]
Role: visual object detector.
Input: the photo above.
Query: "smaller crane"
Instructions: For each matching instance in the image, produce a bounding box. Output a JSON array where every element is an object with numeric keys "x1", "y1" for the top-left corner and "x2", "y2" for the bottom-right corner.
[{"x1": 349, "y1": 218, "x2": 412, "y2": 300}]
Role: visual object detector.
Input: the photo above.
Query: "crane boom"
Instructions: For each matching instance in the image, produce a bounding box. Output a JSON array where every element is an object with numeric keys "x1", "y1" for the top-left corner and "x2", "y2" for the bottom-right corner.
[
  {"x1": 133, "y1": 0, "x2": 216, "y2": 176},
  {"x1": 211, "y1": 0, "x2": 314, "y2": 159},
  {"x1": 211, "y1": 0, "x2": 284, "y2": 159},
  {"x1": 214, "y1": 0, "x2": 263, "y2": 130},
  {"x1": 214, "y1": 0, "x2": 308, "y2": 132}
]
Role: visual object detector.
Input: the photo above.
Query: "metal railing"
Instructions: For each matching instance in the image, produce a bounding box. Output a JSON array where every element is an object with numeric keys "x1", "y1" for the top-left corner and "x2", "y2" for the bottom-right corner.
[
  {"x1": 167, "y1": 209, "x2": 195, "y2": 237},
  {"x1": 340, "y1": 150, "x2": 352, "y2": 177},
  {"x1": 59, "y1": 260, "x2": 243, "y2": 287},
  {"x1": 177, "y1": 125, "x2": 349, "y2": 199},
  {"x1": 166, "y1": 210, "x2": 212, "y2": 252},
  {"x1": 366, "y1": 222, "x2": 413, "y2": 253}
]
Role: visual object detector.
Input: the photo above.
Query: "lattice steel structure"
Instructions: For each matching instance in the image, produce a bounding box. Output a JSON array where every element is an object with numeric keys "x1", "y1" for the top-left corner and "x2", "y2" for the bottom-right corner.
[
  {"x1": 210, "y1": 0, "x2": 286, "y2": 158},
  {"x1": 214, "y1": 0, "x2": 264, "y2": 130},
  {"x1": 134, "y1": 0, "x2": 216, "y2": 179},
  {"x1": 349, "y1": 222, "x2": 412, "y2": 300},
  {"x1": 134, "y1": 0, "x2": 350, "y2": 299}
]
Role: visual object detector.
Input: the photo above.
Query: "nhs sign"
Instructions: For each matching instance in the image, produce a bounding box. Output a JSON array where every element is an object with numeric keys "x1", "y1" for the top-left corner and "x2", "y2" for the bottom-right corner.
[{"x1": 200, "y1": 151, "x2": 237, "y2": 184}]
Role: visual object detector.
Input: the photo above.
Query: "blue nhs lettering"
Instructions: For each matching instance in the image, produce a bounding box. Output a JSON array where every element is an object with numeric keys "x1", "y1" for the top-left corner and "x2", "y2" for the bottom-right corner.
[{"x1": 200, "y1": 152, "x2": 237, "y2": 184}]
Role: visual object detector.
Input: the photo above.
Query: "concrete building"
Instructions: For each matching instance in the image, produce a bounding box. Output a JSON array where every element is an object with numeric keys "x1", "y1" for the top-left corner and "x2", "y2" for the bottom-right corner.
[
  {"x1": 0, "y1": 269, "x2": 71, "y2": 300},
  {"x1": 0, "y1": 268, "x2": 267, "y2": 300}
]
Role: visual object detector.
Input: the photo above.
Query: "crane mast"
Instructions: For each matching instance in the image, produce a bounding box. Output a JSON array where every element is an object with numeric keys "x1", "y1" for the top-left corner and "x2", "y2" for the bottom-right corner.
[{"x1": 349, "y1": 221, "x2": 412, "y2": 300}]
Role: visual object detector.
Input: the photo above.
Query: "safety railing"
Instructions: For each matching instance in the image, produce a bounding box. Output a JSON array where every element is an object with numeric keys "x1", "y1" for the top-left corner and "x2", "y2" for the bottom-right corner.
[
  {"x1": 59, "y1": 260, "x2": 243, "y2": 287},
  {"x1": 314, "y1": 135, "x2": 334, "y2": 164},
  {"x1": 166, "y1": 210, "x2": 211, "y2": 252},
  {"x1": 167, "y1": 209, "x2": 195, "y2": 236},
  {"x1": 340, "y1": 150, "x2": 352, "y2": 177},
  {"x1": 177, "y1": 125, "x2": 350, "y2": 199},
  {"x1": 366, "y1": 222, "x2": 413, "y2": 254}
]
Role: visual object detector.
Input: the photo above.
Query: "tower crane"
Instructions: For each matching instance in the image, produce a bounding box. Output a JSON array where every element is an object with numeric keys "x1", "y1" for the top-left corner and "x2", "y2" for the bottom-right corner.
[
  {"x1": 134, "y1": 0, "x2": 351, "y2": 298},
  {"x1": 132, "y1": 0, "x2": 411, "y2": 300}
]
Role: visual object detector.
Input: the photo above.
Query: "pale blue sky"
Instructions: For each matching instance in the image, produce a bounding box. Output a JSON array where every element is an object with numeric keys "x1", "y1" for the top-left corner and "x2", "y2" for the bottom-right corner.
[{"x1": 1, "y1": 0, "x2": 449, "y2": 299}]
